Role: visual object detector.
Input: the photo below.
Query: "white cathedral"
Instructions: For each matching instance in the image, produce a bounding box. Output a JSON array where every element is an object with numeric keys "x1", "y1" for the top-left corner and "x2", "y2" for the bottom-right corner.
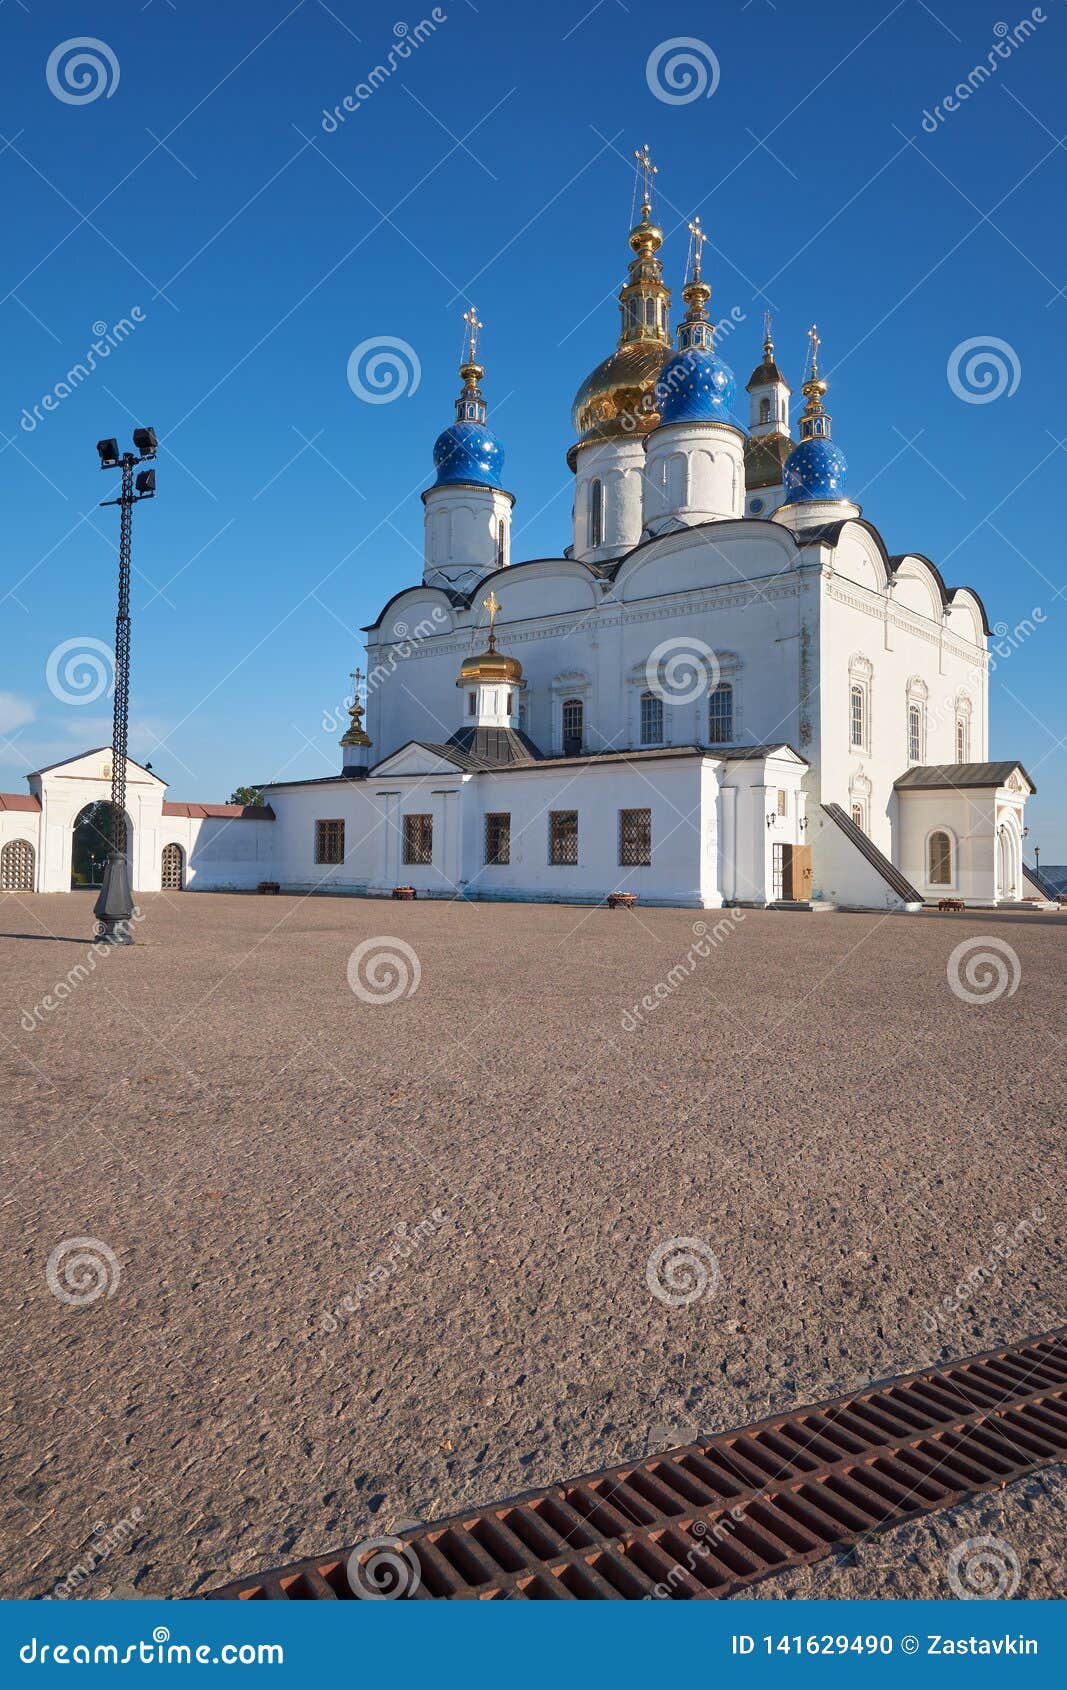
[{"x1": 1, "y1": 160, "x2": 1043, "y2": 911}]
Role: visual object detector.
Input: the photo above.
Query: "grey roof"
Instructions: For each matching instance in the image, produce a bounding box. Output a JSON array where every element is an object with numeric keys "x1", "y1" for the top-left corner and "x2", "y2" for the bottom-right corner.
[
  {"x1": 822, "y1": 804, "x2": 923, "y2": 903},
  {"x1": 446, "y1": 725, "x2": 543, "y2": 767},
  {"x1": 894, "y1": 761, "x2": 1035, "y2": 794},
  {"x1": 746, "y1": 358, "x2": 790, "y2": 391}
]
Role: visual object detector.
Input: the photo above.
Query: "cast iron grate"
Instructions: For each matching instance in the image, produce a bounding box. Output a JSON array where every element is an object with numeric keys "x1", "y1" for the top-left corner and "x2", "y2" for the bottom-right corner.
[{"x1": 204, "y1": 1327, "x2": 1067, "y2": 1600}]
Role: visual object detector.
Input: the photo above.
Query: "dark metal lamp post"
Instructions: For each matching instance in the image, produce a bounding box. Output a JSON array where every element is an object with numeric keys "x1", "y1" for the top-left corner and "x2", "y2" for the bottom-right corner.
[{"x1": 92, "y1": 427, "x2": 158, "y2": 945}]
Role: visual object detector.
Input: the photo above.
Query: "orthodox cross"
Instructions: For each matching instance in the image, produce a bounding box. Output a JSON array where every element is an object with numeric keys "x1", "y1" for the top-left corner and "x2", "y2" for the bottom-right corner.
[
  {"x1": 807, "y1": 323, "x2": 821, "y2": 379},
  {"x1": 634, "y1": 142, "x2": 657, "y2": 212},
  {"x1": 483, "y1": 588, "x2": 500, "y2": 649},
  {"x1": 687, "y1": 215, "x2": 707, "y2": 280},
  {"x1": 462, "y1": 305, "x2": 483, "y2": 365},
  {"x1": 763, "y1": 309, "x2": 774, "y2": 352},
  {"x1": 348, "y1": 667, "x2": 365, "y2": 723}
]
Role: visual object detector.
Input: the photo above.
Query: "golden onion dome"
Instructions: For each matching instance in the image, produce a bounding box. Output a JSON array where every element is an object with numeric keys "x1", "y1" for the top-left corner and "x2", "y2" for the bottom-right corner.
[
  {"x1": 459, "y1": 648, "x2": 522, "y2": 683},
  {"x1": 570, "y1": 340, "x2": 671, "y2": 454}
]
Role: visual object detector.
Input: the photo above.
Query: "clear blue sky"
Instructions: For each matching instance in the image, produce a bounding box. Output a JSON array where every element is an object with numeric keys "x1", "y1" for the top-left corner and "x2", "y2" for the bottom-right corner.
[{"x1": 2, "y1": 0, "x2": 1065, "y2": 852}]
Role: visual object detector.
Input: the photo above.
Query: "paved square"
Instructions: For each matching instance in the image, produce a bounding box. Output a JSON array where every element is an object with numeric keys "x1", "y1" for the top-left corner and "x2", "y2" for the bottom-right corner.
[{"x1": 1, "y1": 892, "x2": 1063, "y2": 1598}]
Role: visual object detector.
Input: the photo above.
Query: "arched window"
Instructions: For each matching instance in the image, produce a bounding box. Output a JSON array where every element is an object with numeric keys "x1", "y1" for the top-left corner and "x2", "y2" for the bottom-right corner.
[
  {"x1": 908, "y1": 702, "x2": 923, "y2": 764},
  {"x1": 928, "y1": 830, "x2": 953, "y2": 886},
  {"x1": 589, "y1": 479, "x2": 603, "y2": 549},
  {"x1": 640, "y1": 690, "x2": 664, "y2": 746},
  {"x1": 956, "y1": 715, "x2": 968, "y2": 761},
  {"x1": 708, "y1": 682, "x2": 733, "y2": 745},
  {"x1": 161, "y1": 842, "x2": 184, "y2": 890},
  {"x1": 851, "y1": 802, "x2": 864, "y2": 830},
  {"x1": 850, "y1": 683, "x2": 866, "y2": 750},
  {"x1": 759, "y1": 396, "x2": 771, "y2": 425},
  {"x1": 0, "y1": 838, "x2": 35, "y2": 891},
  {"x1": 496, "y1": 518, "x2": 507, "y2": 569},
  {"x1": 562, "y1": 698, "x2": 584, "y2": 756},
  {"x1": 644, "y1": 297, "x2": 655, "y2": 330}
]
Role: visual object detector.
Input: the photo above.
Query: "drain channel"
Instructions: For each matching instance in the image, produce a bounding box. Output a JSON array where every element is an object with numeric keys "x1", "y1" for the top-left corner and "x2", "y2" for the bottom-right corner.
[{"x1": 205, "y1": 1328, "x2": 1067, "y2": 1600}]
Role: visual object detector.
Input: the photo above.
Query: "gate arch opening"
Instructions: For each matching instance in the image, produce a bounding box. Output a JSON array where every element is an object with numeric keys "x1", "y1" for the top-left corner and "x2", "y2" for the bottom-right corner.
[{"x1": 71, "y1": 802, "x2": 130, "y2": 890}]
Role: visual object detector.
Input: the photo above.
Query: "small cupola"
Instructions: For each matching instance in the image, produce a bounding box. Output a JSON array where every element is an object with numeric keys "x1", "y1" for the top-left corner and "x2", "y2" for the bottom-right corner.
[{"x1": 458, "y1": 590, "x2": 522, "y2": 729}]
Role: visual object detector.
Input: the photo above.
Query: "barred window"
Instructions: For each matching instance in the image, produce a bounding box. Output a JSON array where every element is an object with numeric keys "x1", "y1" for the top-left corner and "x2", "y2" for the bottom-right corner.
[
  {"x1": 484, "y1": 812, "x2": 510, "y2": 866},
  {"x1": 708, "y1": 682, "x2": 733, "y2": 744},
  {"x1": 402, "y1": 813, "x2": 433, "y2": 866},
  {"x1": 619, "y1": 808, "x2": 651, "y2": 867},
  {"x1": 549, "y1": 809, "x2": 578, "y2": 866},
  {"x1": 315, "y1": 819, "x2": 344, "y2": 864},
  {"x1": 640, "y1": 690, "x2": 664, "y2": 746}
]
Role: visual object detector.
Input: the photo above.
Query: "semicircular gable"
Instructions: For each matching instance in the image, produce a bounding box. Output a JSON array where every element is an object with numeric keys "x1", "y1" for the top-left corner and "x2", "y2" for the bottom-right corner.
[
  {"x1": 826, "y1": 523, "x2": 889, "y2": 593},
  {"x1": 890, "y1": 556, "x2": 945, "y2": 624},
  {"x1": 614, "y1": 519, "x2": 797, "y2": 602},
  {"x1": 366, "y1": 585, "x2": 457, "y2": 640},
  {"x1": 482, "y1": 559, "x2": 600, "y2": 619},
  {"x1": 945, "y1": 587, "x2": 989, "y2": 643}
]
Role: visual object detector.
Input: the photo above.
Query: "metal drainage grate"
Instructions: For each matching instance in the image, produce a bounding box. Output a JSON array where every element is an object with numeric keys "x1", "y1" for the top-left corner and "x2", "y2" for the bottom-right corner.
[{"x1": 204, "y1": 1328, "x2": 1067, "y2": 1600}]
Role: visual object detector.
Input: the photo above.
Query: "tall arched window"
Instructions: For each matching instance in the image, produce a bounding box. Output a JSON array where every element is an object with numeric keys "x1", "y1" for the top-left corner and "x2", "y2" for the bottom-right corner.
[
  {"x1": 562, "y1": 698, "x2": 584, "y2": 756},
  {"x1": 850, "y1": 683, "x2": 866, "y2": 750},
  {"x1": 759, "y1": 396, "x2": 771, "y2": 425},
  {"x1": 708, "y1": 682, "x2": 733, "y2": 744},
  {"x1": 496, "y1": 518, "x2": 507, "y2": 569},
  {"x1": 928, "y1": 831, "x2": 953, "y2": 886},
  {"x1": 908, "y1": 702, "x2": 923, "y2": 763},
  {"x1": 0, "y1": 838, "x2": 35, "y2": 891},
  {"x1": 589, "y1": 479, "x2": 603, "y2": 550},
  {"x1": 640, "y1": 690, "x2": 664, "y2": 746}
]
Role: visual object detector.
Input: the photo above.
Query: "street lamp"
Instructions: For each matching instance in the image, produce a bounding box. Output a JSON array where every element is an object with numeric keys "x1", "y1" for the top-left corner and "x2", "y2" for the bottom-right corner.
[{"x1": 92, "y1": 427, "x2": 158, "y2": 945}]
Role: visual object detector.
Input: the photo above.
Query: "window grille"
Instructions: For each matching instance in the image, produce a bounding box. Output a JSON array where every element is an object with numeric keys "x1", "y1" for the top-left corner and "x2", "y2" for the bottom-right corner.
[
  {"x1": 618, "y1": 808, "x2": 651, "y2": 867},
  {"x1": 484, "y1": 812, "x2": 510, "y2": 866},
  {"x1": 315, "y1": 819, "x2": 344, "y2": 864},
  {"x1": 549, "y1": 810, "x2": 578, "y2": 866},
  {"x1": 402, "y1": 814, "x2": 433, "y2": 866}
]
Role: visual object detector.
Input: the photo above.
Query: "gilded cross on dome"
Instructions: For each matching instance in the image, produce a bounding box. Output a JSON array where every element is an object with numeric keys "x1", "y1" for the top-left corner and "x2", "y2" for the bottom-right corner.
[
  {"x1": 807, "y1": 323, "x2": 821, "y2": 378},
  {"x1": 482, "y1": 589, "x2": 500, "y2": 639},
  {"x1": 462, "y1": 305, "x2": 483, "y2": 366},
  {"x1": 687, "y1": 216, "x2": 707, "y2": 279},
  {"x1": 634, "y1": 142, "x2": 657, "y2": 212}
]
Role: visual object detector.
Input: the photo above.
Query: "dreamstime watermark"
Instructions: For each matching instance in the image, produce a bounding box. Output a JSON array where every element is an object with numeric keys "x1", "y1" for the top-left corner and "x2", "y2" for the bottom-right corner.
[
  {"x1": 45, "y1": 637, "x2": 115, "y2": 706},
  {"x1": 21, "y1": 312, "x2": 146, "y2": 433},
  {"x1": 946, "y1": 1534, "x2": 1022, "y2": 1599},
  {"x1": 921, "y1": 1207, "x2": 1045, "y2": 1335},
  {"x1": 45, "y1": 1238, "x2": 122, "y2": 1306},
  {"x1": 320, "y1": 1209, "x2": 448, "y2": 1332},
  {"x1": 346, "y1": 335, "x2": 421, "y2": 403},
  {"x1": 322, "y1": 607, "x2": 449, "y2": 734},
  {"x1": 646, "y1": 37, "x2": 720, "y2": 105},
  {"x1": 646, "y1": 1513, "x2": 747, "y2": 1598},
  {"x1": 621, "y1": 913, "x2": 746, "y2": 1034},
  {"x1": 21, "y1": 907, "x2": 146, "y2": 1032},
  {"x1": 946, "y1": 935, "x2": 1020, "y2": 1005},
  {"x1": 46, "y1": 38, "x2": 120, "y2": 105},
  {"x1": 947, "y1": 336, "x2": 1020, "y2": 404},
  {"x1": 346, "y1": 1535, "x2": 422, "y2": 1598},
  {"x1": 346, "y1": 936, "x2": 422, "y2": 1004},
  {"x1": 646, "y1": 1236, "x2": 720, "y2": 1307},
  {"x1": 645, "y1": 636, "x2": 721, "y2": 707},
  {"x1": 321, "y1": 13, "x2": 447, "y2": 131},
  {"x1": 920, "y1": 11, "x2": 1047, "y2": 133},
  {"x1": 46, "y1": 1509, "x2": 146, "y2": 1599}
]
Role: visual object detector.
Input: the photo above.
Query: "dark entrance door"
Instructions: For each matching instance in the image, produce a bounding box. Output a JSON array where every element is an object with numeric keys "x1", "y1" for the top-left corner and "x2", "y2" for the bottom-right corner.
[{"x1": 71, "y1": 802, "x2": 124, "y2": 889}]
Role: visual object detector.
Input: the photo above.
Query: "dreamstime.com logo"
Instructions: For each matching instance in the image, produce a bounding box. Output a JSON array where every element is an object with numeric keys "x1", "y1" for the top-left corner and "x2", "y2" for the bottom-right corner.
[
  {"x1": 46, "y1": 38, "x2": 120, "y2": 104},
  {"x1": 646, "y1": 1237, "x2": 720, "y2": 1307},
  {"x1": 347, "y1": 335, "x2": 421, "y2": 404},
  {"x1": 21, "y1": 313, "x2": 146, "y2": 433},
  {"x1": 645, "y1": 38, "x2": 720, "y2": 105},
  {"x1": 645, "y1": 636, "x2": 720, "y2": 707},
  {"x1": 321, "y1": 12, "x2": 448, "y2": 132},
  {"x1": 946, "y1": 1535, "x2": 1022, "y2": 1599},
  {"x1": 947, "y1": 936, "x2": 1020, "y2": 1005},
  {"x1": 947, "y1": 336, "x2": 1021, "y2": 404},
  {"x1": 46, "y1": 637, "x2": 115, "y2": 706},
  {"x1": 19, "y1": 1629, "x2": 283, "y2": 1666},
  {"x1": 45, "y1": 1238, "x2": 122, "y2": 1306},
  {"x1": 346, "y1": 1535, "x2": 421, "y2": 1599},
  {"x1": 347, "y1": 937, "x2": 422, "y2": 1004}
]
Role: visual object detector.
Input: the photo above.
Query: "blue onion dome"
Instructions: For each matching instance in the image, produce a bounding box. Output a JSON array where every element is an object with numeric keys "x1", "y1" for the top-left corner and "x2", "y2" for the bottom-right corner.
[
  {"x1": 430, "y1": 307, "x2": 506, "y2": 489},
  {"x1": 782, "y1": 435, "x2": 848, "y2": 502},
  {"x1": 432, "y1": 418, "x2": 504, "y2": 488},
  {"x1": 782, "y1": 323, "x2": 848, "y2": 502},
  {"x1": 653, "y1": 220, "x2": 738, "y2": 429}
]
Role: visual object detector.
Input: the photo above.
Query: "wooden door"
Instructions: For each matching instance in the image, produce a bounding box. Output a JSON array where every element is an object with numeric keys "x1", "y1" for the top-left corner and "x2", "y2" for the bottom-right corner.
[{"x1": 785, "y1": 843, "x2": 813, "y2": 901}]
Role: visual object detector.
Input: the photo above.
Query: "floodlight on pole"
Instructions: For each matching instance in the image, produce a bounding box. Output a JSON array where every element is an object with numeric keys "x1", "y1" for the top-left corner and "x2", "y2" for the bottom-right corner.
[{"x1": 92, "y1": 425, "x2": 160, "y2": 946}]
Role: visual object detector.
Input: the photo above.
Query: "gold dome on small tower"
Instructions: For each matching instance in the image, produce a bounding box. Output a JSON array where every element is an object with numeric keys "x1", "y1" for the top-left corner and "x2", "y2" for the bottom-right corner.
[
  {"x1": 459, "y1": 591, "x2": 523, "y2": 684},
  {"x1": 569, "y1": 144, "x2": 673, "y2": 462}
]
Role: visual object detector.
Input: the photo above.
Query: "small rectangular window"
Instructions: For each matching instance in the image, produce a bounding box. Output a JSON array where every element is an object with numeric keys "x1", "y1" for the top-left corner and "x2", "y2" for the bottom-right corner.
[
  {"x1": 956, "y1": 718, "x2": 968, "y2": 762},
  {"x1": 468, "y1": 691, "x2": 477, "y2": 716},
  {"x1": 777, "y1": 789, "x2": 787, "y2": 817},
  {"x1": 619, "y1": 808, "x2": 651, "y2": 867},
  {"x1": 315, "y1": 819, "x2": 344, "y2": 864},
  {"x1": 708, "y1": 682, "x2": 733, "y2": 745},
  {"x1": 851, "y1": 803, "x2": 864, "y2": 830},
  {"x1": 549, "y1": 810, "x2": 578, "y2": 866},
  {"x1": 484, "y1": 812, "x2": 510, "y2": 866},
  {"x1": 402, "y1": 813, "x2": 433, "y2": 865}
]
